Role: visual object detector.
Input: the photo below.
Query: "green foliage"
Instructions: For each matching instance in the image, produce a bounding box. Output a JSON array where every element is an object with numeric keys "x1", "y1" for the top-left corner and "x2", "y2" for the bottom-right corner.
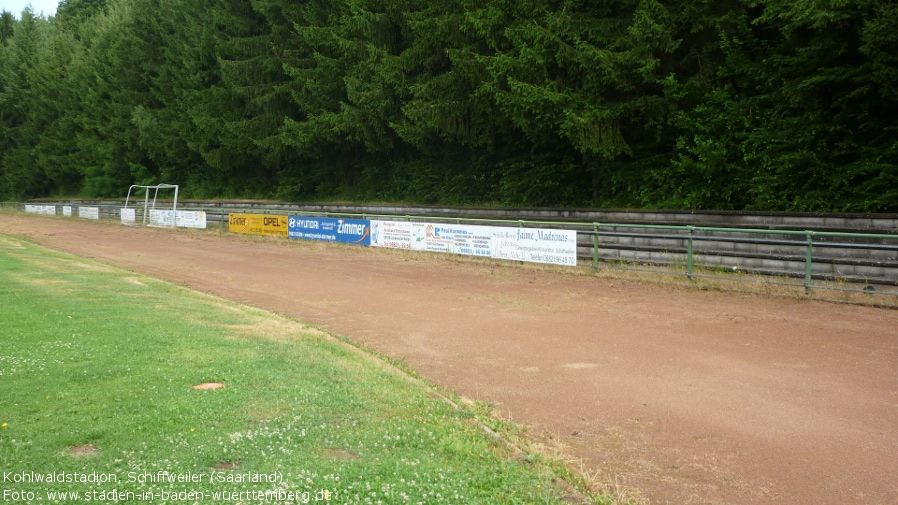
[
  {"x1": 0, "y1": 0, "x2": 896, "y2": 211},
  {"x1": 637, "y1": 0, "x2": 898, "y2": 211}
]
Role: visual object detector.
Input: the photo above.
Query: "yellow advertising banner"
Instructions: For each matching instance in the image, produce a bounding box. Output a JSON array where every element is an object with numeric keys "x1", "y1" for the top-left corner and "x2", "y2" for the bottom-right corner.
[{"x1": 227, "y1": 213, "x2": 289, "y2": 237}]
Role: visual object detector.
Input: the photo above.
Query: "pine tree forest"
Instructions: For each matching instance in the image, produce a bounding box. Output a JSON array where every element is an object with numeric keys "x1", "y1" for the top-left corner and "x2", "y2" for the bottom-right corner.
[{"x1": 1, "y1": 0, "x2": 896, "y2": 211}]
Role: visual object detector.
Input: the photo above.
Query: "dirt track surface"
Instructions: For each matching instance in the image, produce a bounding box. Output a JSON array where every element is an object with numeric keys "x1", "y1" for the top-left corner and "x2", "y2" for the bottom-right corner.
[{"x1": 3, "y1": 215, "x2": 897, "y2": 505}]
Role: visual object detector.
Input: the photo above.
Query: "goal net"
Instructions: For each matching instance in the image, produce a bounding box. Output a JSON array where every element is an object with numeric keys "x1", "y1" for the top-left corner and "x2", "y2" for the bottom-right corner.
[{"x1": 122, "y1": 184, "x2": 179, "y2": 227}]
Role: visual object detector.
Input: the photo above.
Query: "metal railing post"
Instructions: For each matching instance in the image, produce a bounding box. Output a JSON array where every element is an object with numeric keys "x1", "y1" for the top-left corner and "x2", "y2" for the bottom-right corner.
[
  {"x1": 687, "y1": 226, "x2": 695, "y2": 281},
  {"x1": 592, "y1": 223, "x2": 599, "y2": 271},
  {"x1": 142, "y1": 188, "x2": 150, "y2": 225},
  {"x1": 805, "y1": 231, "x2": 814, "y2": 295}
]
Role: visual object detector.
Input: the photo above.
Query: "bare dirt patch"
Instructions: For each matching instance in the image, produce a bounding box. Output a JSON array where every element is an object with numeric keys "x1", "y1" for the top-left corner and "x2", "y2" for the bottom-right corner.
[
  {"x1": 324, "y1": 449, "x2": 360, "y2": 462},
  {"x1": 213, "y1": 461, "x2": 242, "y2": 471},
  {"x1": 69, "y1": 444, "x2": 98, "y2": 458},
  {"x1": 191, "y1": 382, "x2": 224, "y2": 390},
  {"x1": 2, "y1": 215, "x2": 897, "y2": 505}
]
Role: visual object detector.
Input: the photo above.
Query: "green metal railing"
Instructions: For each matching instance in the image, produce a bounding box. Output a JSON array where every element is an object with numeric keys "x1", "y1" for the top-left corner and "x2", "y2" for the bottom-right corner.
[
  {"x1": 8, "y1": 202, "x2": 898, "y2": 297},
  {"x1": 292, "y1": 210, "x2": 898, "y2": 297}
]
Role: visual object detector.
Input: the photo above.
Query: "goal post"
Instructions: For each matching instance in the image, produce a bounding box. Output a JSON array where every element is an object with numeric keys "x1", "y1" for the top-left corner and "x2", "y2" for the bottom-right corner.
[{"x1": 123, "y1": 184, "x2": 179, "y2": 227}]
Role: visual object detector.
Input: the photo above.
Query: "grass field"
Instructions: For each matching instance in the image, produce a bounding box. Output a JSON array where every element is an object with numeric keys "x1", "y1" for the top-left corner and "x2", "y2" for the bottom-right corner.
[{"x1": 0, "y1": 235, "x2": 595, "y2": 504}]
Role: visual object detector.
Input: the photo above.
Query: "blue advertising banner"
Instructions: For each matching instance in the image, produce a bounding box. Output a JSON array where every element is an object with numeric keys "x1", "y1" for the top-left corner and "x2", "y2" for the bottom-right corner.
[{"x1": 288, "y1": 216, "x2": 371, "y2": 246}]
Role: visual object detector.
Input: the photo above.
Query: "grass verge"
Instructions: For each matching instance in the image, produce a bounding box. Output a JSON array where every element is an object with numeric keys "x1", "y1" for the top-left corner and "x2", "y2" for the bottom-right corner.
[{"x1": 0, "y1": 235, "x2": 587, "y2": 504}]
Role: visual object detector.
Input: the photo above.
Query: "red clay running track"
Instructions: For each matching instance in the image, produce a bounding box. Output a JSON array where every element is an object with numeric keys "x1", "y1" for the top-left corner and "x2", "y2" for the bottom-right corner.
[{"x1": 2, "y1": 215, "x2": 897, "y2": 505}]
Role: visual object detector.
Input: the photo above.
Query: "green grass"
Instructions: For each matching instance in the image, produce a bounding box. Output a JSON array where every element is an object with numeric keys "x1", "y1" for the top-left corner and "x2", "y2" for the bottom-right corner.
[{"x1": 0, "y1": 235, "x2": 580, "y2": 504}]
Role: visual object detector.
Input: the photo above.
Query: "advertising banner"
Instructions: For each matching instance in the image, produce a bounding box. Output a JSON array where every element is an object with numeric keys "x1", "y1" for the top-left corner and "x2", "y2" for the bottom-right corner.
[
  {"x1": 121, "y1": 208, "x2": 137, "y2": 224},
  {"x1": 490, "y1": 227, "x2": 578, "y2": 266},
  {"x1": 78, "y1": 207, "x2": 100, "y2": 220},
  {"x1": 228, "y1": 213, "x2": 288, "y2": 237},
  {"x1": 371, "y1": 220, "x2": 577, "y2": 266},
  {"x1": 370, "y1": 220, "x2": 422, "y2": 250},
  {"x1": 175, "y1": 211, "x2": 207, "y2": 229},
  {"x1": 149, "y1": 210, "x2": 174, "y2": 227},
  {"x1": 149, "y1": 210, "x2": 207, "y2": 229},
  {"x1": 420, "y1": 223, "x2": 494, "y2": 257},
  {"x1": 62, "y1": 206, "x2": 72, "y2": 217},
  {"x1": 24, "y1": 205, "x2": 56, "y2": 215},
  {"x1": 288, "y1": 216, "x2": 371, "y2": 245}
]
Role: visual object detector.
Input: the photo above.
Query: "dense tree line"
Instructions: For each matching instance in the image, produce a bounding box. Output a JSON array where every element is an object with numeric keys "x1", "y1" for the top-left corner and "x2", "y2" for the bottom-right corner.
[{"x1": 1, "y1": 0, "x2": 896, "y2": 211}]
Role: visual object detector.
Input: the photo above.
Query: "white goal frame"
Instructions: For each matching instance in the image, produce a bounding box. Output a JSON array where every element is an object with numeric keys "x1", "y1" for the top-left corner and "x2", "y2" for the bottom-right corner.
[{"x1": 123, "y1": 184, "x2": 179, "y2": 227}]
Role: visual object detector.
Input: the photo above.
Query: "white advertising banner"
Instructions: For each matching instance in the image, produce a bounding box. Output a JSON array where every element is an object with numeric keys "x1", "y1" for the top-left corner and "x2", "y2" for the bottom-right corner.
[
  {"x1": 62, "y1": 206, "x2": 72, "y2": 217},
  {"x1": 370, "y1": 220, "x2": 421, "y2": 250},
  {"x1": 120, "y1": 208, "x2": 137, "y2": 224},
  {"x1": 149, "y1": 210, "x2": 207, "y2": 229},
  {"x1": 175, "y1": 210, "x2": 207, "y2": 229},
  {"x1": 371, "y1": 220, "x2": 577, "y2": 266},
  {"x1": 490, "y1": 227, "x2": 578, "y2": 266},
  {"x1": 24, "y1": 205, "x2": 56, "y2": 215},
  {"x1": 148, "y1": 209, "x2": 171, "y2": 227},
  {"x1": 78, "y1": 207, "x2": 100, "y2": 220},
  {"x1": 419, "y1": 223, "x2": 494, "y2": 258}
]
